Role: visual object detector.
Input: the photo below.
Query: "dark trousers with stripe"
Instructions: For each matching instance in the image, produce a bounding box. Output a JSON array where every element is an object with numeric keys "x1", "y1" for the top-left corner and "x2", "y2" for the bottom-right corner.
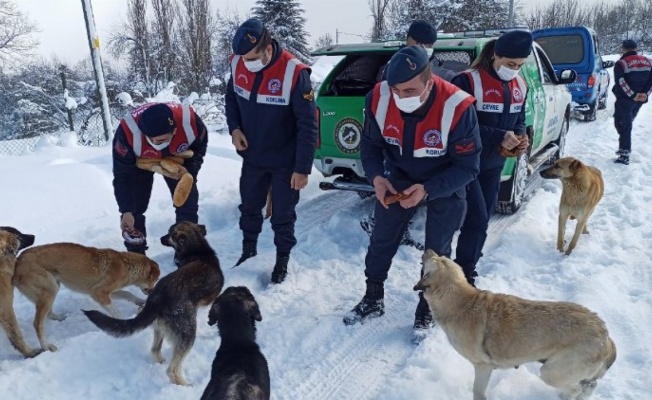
[
  {"x1": 454, "y1": 166, "x2": 502, "y2": 277},
  {"x1": 364, "y1": 191, "x2": 466, "y2": 284},
  {"x1": 614, "y1": 98, "x2": 643, "y2": 152},
  {"x1": 239, "y1": 162, "x2": 299, "y2": 255},
  {"x1": 125, "y1": 168, "x2": 199, "y2": 251}
]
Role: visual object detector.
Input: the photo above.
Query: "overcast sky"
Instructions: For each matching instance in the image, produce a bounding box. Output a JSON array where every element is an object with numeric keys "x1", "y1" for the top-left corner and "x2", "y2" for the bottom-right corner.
[{"x1": 18, "y1": 0, "x2": 589, "y2": 64}]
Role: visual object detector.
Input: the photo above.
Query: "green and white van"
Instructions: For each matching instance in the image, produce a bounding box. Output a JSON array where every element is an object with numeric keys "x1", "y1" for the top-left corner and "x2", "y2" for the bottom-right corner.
[{"x1": 311, "y1": 29, "x2": 576, "y2": 214}]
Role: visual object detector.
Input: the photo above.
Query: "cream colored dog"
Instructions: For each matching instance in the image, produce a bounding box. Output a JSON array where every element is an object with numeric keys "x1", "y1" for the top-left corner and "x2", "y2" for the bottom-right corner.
[
  {"x1": 13, "y1": 243, "x2": 160, "y2": 352},
  {"x1": 414, "y1": 250, "x2": 616, "y2": 400}
]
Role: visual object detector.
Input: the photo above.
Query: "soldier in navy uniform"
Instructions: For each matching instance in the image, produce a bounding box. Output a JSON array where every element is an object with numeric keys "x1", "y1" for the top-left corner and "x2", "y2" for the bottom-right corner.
[
  {"x1": 112, "y1": 102, "x2": 208, "y2": 255},
  {"x1": 225, "y1": 18, "x2": 317, "y2": 284},
  {"x1": 612, "y1": 39, "x2": 652, "y2": 165},
  {"x1": 452, "y1": 30, "x2": 532, "y2": 286},
  {"x1": 343, "y1": 46, "x2": 481, "y2": 344}
]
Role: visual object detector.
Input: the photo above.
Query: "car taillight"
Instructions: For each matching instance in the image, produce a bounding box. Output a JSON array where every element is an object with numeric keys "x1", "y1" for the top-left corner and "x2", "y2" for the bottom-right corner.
[
  {"x1": 315, "y1": 106, "x2": 321, "y2": 149},
  {"x1": 587, "y1": 74, "x2": 596, "y2": 88}
]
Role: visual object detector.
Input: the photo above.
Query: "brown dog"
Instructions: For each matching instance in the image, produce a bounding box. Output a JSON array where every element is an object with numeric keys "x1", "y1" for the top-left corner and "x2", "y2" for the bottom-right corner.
[
  {"x1": 13, "y1": 243, "x2": 160, "y2": 352},
  {"x1": 0, "y1": 227, "x2": 41, "y2": 358},
  {"x1": 540, "y1": 157, "x2": 604, "y2": 255},
  {"x1": 415, "y1": 250, "x2": 616, "y2": 400},
  {"x1": 84, "y1": 222, "x2": 224, "y2": 386}
]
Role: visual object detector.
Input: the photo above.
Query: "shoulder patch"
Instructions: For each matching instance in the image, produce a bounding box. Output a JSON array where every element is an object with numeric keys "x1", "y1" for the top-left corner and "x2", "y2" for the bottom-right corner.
[
  {"x1": 114, "y1": 141, "x2": 129, "y2": 157},
  {"x1": 303, "y1": 89, "x2": 314, "y2": 102},
  {"x1": 453, "y1": 137, "x2": 477, "y2": 155}
]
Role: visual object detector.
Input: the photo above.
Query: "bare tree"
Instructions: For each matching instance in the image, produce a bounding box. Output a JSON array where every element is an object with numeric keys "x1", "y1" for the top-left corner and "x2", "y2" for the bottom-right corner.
[
  {"x1": 314, "y1": 33, "x2": 334, "y2": 49},
  {"x1": 0, "y1": 0, "x2": 38, "y2": 65},
  {"x1": 150, "y1": 0, "x2": 178, "y2": 88},
  {"x1": 368, "y1": 0, "x2": 392, "y2": 42},
  {"x1": 177, "y1": 0, "x2": 214, "y2": 93}
]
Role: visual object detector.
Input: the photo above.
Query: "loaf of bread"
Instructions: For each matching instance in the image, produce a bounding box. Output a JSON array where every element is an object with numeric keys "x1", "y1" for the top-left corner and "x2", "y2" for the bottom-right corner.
[
  {"x1": 384, "y1": 192, "x2": 411, "y2": 205},
  {"x1": 160, "y1": 159, "x2": 181, "y2": 174},
  {"x1": 173, "y1": 173, "x2": 194, "y2": 207}
]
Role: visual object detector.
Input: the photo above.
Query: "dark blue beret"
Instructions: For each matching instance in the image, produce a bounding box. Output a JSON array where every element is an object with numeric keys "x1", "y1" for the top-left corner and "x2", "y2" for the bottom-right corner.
[
  {"x1": 232, "y1": 18, "x2": 264, "y2": 55},
  {"x1": 139, "y1": 103, "x2": 175, "y2": 137},
  {"x1": 495, "y1": 30, "x2": 533, "y2": 59},
  {"x1": 386, "y1": 46, "x2": 430, "y2": 86},
  {"x1": 407, "y1": 20, "x2": 437, "y2": 44},
  {"x1": 622, "y1": 39, "x2": 638, "y2": 49}
]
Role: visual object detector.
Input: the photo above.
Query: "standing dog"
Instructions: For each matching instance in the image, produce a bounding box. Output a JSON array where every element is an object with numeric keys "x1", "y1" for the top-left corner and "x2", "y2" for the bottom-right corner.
[
  {"x1": 13, "y1": 243, "x2": 160, "y2": 352},
  {"x1": 0, "y1": 227, "x2": 41, "y2": 358},
  {"x1": 540, "y1": 157, "x2": 604, "y2": 255},
  {"x1": 201, "y1": 286, "x2": 270, "y2": 400},
  {"x1": 83, "y1": 222, "x2": 224, "y2": 386},
  {"x1": 414, "y1": 250, "x2": 616, "y2": 400}
]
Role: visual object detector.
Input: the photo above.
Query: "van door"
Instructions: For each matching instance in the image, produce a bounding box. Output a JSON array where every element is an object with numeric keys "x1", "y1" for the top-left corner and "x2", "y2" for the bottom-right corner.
[
  {"x1": 533, "y1": 45, "x2": 563, "y2": 149},
  {"x1": 521, "y1": 49, "x2": 546, "y2": 152}
]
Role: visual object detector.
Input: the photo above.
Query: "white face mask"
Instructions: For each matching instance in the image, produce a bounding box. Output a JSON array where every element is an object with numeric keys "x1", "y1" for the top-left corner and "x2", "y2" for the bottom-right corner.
[
  {"x1": 244, "y1": 50, "x2": 269, "y2": 73},
  {"x1": 424, "y1": 48, "x2": 434, "y2": 58},
  {"x1": 496, "y1": 65, "x2": 520, "y2": 81},
  {"x1": 392, "y1": 83, "x2": 430, "y2": 113},
  {"x1": 146, "y1": 136, "x2": 172, "y2": 151}
]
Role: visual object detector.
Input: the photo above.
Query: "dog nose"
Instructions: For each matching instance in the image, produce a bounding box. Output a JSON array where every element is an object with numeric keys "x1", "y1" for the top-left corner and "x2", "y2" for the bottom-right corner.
[{"x1": 142, "y1": 288, "x2": 152, "y2": 295}]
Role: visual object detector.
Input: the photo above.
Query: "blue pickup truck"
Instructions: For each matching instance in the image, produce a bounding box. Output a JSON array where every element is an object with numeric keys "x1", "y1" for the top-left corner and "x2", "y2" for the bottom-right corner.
[{"x1": 533, "y1": 26, "x2": 614, "y2": 121}]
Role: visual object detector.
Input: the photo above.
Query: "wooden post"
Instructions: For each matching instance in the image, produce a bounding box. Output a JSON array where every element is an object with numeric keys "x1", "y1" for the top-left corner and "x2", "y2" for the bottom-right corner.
[{"x1": 59, "y1": 66, "x2": 75, "y2": 132}]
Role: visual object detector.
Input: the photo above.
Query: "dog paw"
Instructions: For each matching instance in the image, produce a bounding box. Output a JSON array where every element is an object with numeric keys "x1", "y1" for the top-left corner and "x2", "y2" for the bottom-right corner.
[
  {"x1": 152, "y1": 354, "x2": 166, "y2": 364},
  {"x1": 43, "y1": 343, "x2": 58, "y2": 352},
  {"x1": 564, "y1": 249, "x2": 573, "y2": 256},
  {"x1": 23, "y1": 348, "x2": 44, "y2": 358}
]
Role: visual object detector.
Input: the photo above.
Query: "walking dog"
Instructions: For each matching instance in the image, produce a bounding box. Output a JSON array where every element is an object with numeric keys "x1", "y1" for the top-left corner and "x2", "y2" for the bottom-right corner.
[
  {"x1": 0, "y1": 227, "x2": 41, "y2": 358},
  {"x1": 83, "y1": 222, "x2": 224, "y2": 385},
  {"x1": 13, "y1": 243, "x2": 160, "y2": 352},
  {"x1": 540, "y1": 157, "x2": 604, "y2": 255},
  {"x1": 414, "y1": 250, "x2": 616, "y2": 400},
  {"x1": 201, "y1": 286, "x2": 270, "y2": 400}
]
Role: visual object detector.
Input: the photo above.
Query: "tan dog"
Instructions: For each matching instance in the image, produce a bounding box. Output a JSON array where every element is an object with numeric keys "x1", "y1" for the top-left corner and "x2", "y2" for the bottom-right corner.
[
  {"x1": 13, "y1": 243, "x2": 160, "y2": 352},
  {"x1": 414, "y1": 250, "x2": 616, "y2": 400},
  {"x1": 0, "y1": 227, "x2": 42, "y2": 358},
  {"x1": 540, "y1": 157, "x2": 604, "y2": 255}
]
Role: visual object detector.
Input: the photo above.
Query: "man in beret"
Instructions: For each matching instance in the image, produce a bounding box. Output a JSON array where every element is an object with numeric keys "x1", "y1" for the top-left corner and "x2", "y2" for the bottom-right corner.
[
  {"x1": 406, "y1": 20, "x2": 456, "y2": 82},
  {"x1": 343, "y1": 46, "x2": 481, "y2": 344},
  {"x1": 113, "y1": 102, "x2": 208, "y2": 255},
  {"x1": 225, "y1": 18, "x2": 317, "y2": 284},
  {"x1": 612, "y1": 39, "x2": 652, "y2": 165}
]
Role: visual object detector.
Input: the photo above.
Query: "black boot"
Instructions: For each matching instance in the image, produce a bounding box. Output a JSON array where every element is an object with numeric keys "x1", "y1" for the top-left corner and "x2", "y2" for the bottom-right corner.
[
  {"x1": 271, "y1": 254, "x2": 289, "y2": 284},
  {"x1": 412, "y1": 291, "x2": 434, "y2": 344},
  {"x1": 343, "y1": 281, "x2": 385, "y2": 325},
  {"x1": 234, "y1": 240, "x2": 257, "y2": 267},
  {"x1": 614, "y1": 154, "x2": 630, "y2": 165}
]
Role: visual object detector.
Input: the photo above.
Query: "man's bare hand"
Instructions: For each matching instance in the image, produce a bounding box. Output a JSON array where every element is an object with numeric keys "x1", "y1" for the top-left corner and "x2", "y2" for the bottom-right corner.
[
  {"x1": 120, "y1": 212, "x2": 135, "y2": 232},
  {"x1": 291, "y1": 173, "x2": 308, "y2": 190},
  {"x1": 399, "y1": 184, "x2": 426, "y2": 208},
  {"x1": 232, "y1": 128, "x2": 248, "y2": 151},
  {"x1": 373, "y1": 176, "x2": 397, "y2": 209}
]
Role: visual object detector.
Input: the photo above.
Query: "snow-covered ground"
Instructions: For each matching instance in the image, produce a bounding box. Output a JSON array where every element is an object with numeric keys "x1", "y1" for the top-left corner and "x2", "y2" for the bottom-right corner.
[{"x1": 1, "y1": 67, "x2": 651, "y2": 400}]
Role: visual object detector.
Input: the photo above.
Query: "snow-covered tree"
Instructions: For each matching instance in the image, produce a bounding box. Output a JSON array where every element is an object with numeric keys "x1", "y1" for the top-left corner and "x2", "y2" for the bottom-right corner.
[
  {"x1": 252, "y1": 0, "x2": 312, "y2": 63},
  {"x1": 314, "y1": 33, "x2": 334, "y2": 50},
  {"x1": 442, "y1": 0, "x2": 510, "y2": 32},
  {"x1": 0, "y1": 0, "x2": 38, "y2": 67},
  {"x1": 384, "y1": 0, "x2": 462, "y2": 40}
]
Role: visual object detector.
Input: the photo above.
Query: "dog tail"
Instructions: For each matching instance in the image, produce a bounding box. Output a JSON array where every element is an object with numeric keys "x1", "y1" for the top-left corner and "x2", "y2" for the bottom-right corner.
[{"x1": 83, "y1": 301, "x2": 157, "y2": 338}]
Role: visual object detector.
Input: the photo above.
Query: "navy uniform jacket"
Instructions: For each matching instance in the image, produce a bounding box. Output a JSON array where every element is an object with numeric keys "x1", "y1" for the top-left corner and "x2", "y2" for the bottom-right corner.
[
  {"x1": 612, "y1": 51, "x2": 652, "y2": 100},
  {"x1": 112, "y1": 116, "x2": 208, "y2": 214},
  {"x1": 452, "y1": 69, "x2": 527, "y2": 171},
  {"x1": 225, "y1": 40, "x2": 317, "y2": 175},
  {"x1": 361, "y1": 87, "x2": 481, "y2": 200}
]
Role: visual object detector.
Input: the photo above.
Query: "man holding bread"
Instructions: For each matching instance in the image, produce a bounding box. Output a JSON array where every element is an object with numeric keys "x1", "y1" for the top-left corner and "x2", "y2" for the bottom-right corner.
[
  {"x1": 112, "y1": 102, "x2": 208, "y2": 255},
  {"x1": 343, "y1": 46, "x2": 481, "y2": 344}
]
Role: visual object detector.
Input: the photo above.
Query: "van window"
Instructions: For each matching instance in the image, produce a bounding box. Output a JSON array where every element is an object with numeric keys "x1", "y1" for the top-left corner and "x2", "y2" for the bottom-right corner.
[
  {"x1": 534, "y1": 35, "x2": 585, "y2": 64},
  {"x1": 324, "y1": 54, "x2": 391, "y2": 96}
]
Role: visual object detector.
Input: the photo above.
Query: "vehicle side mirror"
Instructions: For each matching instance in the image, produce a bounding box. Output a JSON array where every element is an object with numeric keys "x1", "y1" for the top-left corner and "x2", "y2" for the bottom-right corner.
[
  {"x1": 557, "y1": 69, "x2": 576, "y2": 84},
  {"x1": 602, "y1": 60, "x2": 615, "y2": 69}
]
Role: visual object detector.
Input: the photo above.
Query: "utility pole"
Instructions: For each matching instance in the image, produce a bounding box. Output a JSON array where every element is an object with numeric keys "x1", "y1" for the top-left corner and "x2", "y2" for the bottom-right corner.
[
  {"x1": 508, "y1": 0, "x2": 515, "y2": 27},
  {"x1": 336, "y1": 29, "x2": 339, "y2": 44},
  {"x1": 81, "y1": 0, "x2": 113, "y2": 142}
]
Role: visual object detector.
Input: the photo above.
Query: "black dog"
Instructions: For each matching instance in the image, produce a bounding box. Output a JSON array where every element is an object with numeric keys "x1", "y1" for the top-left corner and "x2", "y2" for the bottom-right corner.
[
  {"x1": 201, "y1": 286, "x2": 270, "y2": 400},
  {"x1": 84, "y1": 222, "x2": 224, "y2": 385}
]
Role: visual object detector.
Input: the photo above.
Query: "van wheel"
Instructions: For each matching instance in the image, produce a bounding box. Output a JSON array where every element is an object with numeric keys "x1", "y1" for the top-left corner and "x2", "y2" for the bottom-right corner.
[
  {"x1": 496, "y1": 152, "x2": 529, "y2": 215},
  {"x1": 549, "y1": 115, "x2": 569, "y2": 163}
]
